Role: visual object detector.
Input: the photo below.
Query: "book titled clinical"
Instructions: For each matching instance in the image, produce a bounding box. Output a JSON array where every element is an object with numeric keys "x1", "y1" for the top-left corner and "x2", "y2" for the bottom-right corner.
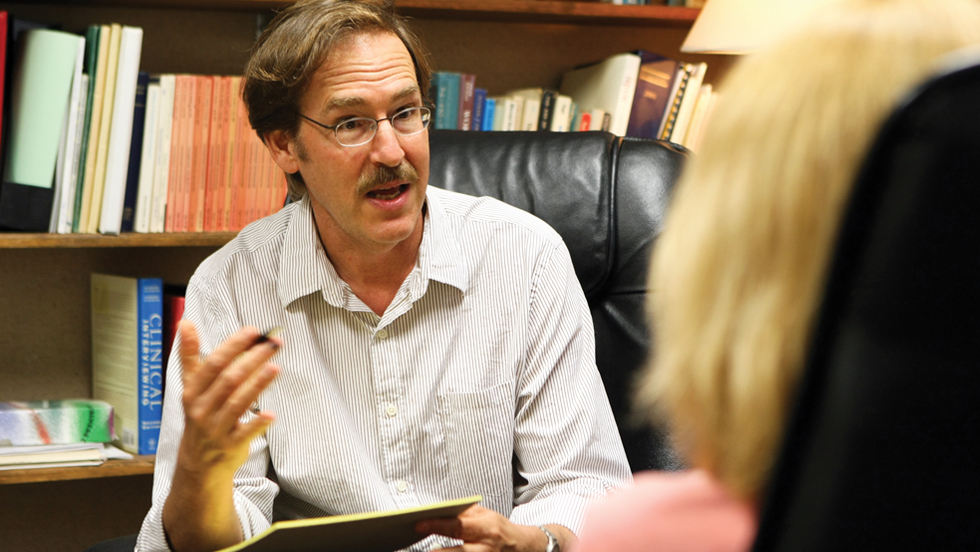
[{"x1": 91, "y1": 273, "x2": 164, "y2": 455}]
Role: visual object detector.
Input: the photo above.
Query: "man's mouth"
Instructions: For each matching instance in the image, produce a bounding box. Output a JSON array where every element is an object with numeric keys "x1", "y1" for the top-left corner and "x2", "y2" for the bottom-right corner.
[{"x1": 366, "y1": 183, "x2": 408, "y2": 200}]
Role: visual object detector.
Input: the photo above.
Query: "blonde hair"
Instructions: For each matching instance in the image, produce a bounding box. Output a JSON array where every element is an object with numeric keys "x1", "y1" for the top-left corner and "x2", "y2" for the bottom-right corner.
[{"x1": 637, "y1": 0, "x2": 980, "y2": 501}]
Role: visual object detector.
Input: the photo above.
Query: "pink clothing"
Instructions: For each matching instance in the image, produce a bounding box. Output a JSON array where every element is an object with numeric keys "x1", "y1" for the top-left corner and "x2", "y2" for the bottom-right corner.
[{"x1": 573, "y1": 469, "x2": 757, "y2": 552}]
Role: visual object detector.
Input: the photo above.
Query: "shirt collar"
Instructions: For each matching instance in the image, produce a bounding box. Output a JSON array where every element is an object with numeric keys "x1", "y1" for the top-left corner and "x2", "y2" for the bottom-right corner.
[{"x1": 276, "y1": 188, "x2": 469, "y2": 310}]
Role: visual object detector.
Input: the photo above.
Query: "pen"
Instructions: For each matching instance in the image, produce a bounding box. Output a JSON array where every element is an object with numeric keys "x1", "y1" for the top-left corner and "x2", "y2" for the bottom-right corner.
[{"x1": 248, "y1": 326, "x2": 282, "y2": 415}]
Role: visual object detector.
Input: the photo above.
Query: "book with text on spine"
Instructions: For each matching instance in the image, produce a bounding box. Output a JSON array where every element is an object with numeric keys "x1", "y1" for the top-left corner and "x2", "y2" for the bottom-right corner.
[
  {"x1": 218, "y1": 495, "x2": 481, "y2": 552},
  {"x1": 91, "y1": 273, "x2": 164, "y2": 455}
]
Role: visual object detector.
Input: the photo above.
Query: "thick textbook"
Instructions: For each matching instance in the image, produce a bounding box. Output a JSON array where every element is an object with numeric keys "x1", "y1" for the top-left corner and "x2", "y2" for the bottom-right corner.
[
  {"x1": 91, "y1": 273, "x2": 164, "y2": 455},
  {"x1": 0, "y1": 399, "x2": 114, "y2": 446},
  {"x1": 218, "y1": 495, "x2": 481, "y2": 552}
]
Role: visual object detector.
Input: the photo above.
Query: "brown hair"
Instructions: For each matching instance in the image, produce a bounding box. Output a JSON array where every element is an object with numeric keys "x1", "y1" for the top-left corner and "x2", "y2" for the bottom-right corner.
[
  {"x1": 241, "y1": 0, "x2": 433, "y2": 197},
  {"x1": 636, "y1": 0, "x2": 980, "y2": 501}
]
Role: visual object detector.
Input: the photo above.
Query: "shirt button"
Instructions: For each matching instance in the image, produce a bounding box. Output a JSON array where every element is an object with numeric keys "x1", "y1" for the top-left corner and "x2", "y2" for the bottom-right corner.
[
  {"x1": 386, "y1": 403, "x2": 398, "y2": 418},
  {"x1": 376, "y1": 328, "x2": 389, "y2": 340},
  {"x1": 396, "y1": 480, "x2": 408, "y2": 493}
]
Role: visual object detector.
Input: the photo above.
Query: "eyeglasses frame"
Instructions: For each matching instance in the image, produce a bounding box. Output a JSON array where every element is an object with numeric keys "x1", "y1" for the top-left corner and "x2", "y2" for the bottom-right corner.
[{"x1": 297, "y1": 105, "x2": 433, "y2": 147}]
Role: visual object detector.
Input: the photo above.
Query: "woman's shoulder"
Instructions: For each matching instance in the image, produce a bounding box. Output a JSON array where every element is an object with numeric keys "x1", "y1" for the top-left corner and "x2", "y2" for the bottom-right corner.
[{"x1": 574, "y1": 469, "x2": 757, "y2": 552}]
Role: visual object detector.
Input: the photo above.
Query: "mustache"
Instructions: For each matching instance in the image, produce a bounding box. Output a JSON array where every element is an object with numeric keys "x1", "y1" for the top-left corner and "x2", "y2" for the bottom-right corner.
[{"x1": 356, "y1": 162, "x2": 420, "y2": 195}]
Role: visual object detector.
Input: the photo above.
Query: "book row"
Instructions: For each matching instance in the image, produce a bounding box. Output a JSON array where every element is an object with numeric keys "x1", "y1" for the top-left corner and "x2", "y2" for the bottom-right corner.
[
  {"x1": 429, "y1": 50, "x2": 717, "y2": 152},
  {"x1": 91, "y1": 273, "x2": 185, "y2": 455},
  {"x1": 0, "y1": 17, "x2": 286, "y2": 234}
]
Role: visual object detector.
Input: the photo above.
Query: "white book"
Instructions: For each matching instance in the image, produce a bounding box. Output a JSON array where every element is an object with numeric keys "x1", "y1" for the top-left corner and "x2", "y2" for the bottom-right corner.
[
  {"x1": 65, "y1": 75, "x2": 90, "y2": 232},
  {"x1": 98, "y1": 25, "x2": 144, "y2": 235},
  {"x1": 508, "y1": 88, "x2": 543, "y2": 131},
  {"x1": 549, "y1": 94, "x2": 573, "y2": 132},
  {"x1": 559, "y1": 52, "x2": 641, "y2": 136},
  {"x1": 51, "y1": 39, "x2": 87, "y2": 234},
  {"x1": 133, "y1": 81, "x2": 160, "y2": 232},
  {"x1": 668, "y1": 62, "x2": 708, "y2": 146},
  {"x1": 683, "y1": 85, "x2": 718, "y2": 153},
  {"x1": 509, "y1": 94, "x2": 525, "y2": 131},
  {"x1": 589, "y1": 108, "x2": 607, "y2": 131},
  {"x1": 149, "y1": 74, "x2": 176, "y2": 233},
  {"x1": 490, "y1": 96, "x2": 517, "y2": 131}
]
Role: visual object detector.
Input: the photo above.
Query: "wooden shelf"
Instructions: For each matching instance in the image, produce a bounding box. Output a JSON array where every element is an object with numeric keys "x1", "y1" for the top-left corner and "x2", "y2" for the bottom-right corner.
[
  {"x1": 23, "y1": 0, "x2": 699, "y2": 27},
  {"x1": 0, "y1": 232, "x2": 237, "y2": 249},
  {"x1": 0, "y1": 455, "x2": 155, "y2": 485}
]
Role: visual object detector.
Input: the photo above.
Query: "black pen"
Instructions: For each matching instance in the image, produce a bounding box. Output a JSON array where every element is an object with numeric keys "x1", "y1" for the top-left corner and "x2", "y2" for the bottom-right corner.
[{"x1": 253, "y1": 326, "x2": 283, "y2": 347}]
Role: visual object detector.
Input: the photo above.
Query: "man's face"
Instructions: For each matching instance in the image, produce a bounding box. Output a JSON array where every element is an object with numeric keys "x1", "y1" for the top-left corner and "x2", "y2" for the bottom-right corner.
[{"x1": 291, "y1": 31, "x2": 429, "y2": 256}]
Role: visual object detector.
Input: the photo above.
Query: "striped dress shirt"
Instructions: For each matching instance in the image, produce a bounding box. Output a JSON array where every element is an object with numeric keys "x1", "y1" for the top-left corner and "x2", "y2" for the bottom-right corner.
[{"x1": 137, "y1": 186, "x2": 632, "y2": 552}]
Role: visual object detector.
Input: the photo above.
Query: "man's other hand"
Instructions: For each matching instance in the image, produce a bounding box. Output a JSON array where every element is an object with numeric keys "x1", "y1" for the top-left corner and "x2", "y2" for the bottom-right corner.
[{"x1": 417, "y1": 504, "x2": 575, "y2": 552}]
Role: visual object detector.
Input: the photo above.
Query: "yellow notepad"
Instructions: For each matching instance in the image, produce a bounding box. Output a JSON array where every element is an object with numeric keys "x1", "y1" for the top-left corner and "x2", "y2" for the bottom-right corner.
[{"x1": 218, "y1": 495, "x2": 481, "y2": 552}]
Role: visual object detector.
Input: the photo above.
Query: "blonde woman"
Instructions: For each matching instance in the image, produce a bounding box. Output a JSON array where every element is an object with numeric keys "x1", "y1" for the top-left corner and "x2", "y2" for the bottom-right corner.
[{"x1": 573, "y1": 0, "x2": 980, "y2": 550}]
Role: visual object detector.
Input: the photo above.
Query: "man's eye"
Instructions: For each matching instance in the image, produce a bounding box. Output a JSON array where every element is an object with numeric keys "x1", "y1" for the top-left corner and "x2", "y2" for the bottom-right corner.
[
  {"x1": 394, "y1": 109, "x2": 415, "y2": 121},
  {"x1": 338, "y1": 119, "x2": 364, "y2": 131}
]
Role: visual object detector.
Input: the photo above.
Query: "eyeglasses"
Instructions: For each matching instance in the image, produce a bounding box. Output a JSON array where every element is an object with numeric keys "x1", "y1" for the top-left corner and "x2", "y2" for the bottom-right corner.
[{"x1": 298, "y1": 106, "x2": 432, "y2": 147}]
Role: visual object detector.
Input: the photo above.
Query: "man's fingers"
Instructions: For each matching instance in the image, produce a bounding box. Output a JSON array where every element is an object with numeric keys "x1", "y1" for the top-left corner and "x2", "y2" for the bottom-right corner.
[
  {"x1": 231, "y1": 410, "x2": 276, "y2": 446},
  {"x1": 188, "y1": 327, "x2": 264, "y2": 398},
  {"x1": 213, "y1": 361, "x2": 280, "y2": 433},
  {"x1": 179, "y1": 320, "x2": 203, "y2": 394},
  {"x1": 192, "y1": 341, "x2": 279, "y2": 430}
]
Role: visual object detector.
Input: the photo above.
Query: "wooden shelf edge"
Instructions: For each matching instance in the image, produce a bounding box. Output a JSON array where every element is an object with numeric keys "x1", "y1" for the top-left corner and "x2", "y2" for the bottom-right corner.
[
  {"x1": 0, "y1": 232, "x2": 237, "y2": 249},
  {"x1": 0, "y1": 455, "x2": 155, "y2": 485}
]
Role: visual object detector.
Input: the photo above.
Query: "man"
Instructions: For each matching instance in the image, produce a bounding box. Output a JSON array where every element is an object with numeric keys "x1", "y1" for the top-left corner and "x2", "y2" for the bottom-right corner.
[{"x1": 136, "y1": 1, "x2": 631, "y2": 551}]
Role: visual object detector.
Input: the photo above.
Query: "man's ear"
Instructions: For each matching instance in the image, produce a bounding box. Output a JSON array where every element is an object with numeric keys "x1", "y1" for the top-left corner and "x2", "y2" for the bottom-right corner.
[{"x1": 265, "y1": 129, "x2": 302, "y2": 175}]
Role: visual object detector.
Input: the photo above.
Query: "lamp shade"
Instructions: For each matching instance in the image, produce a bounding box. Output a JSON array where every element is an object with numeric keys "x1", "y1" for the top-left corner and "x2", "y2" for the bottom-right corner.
[{"x1": 681, "y1": 0, "x2": 840, "y2": 54}]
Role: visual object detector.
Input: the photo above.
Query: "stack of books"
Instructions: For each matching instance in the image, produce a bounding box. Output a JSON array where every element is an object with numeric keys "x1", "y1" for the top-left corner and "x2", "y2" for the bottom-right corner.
[
  {"x1": 0, "y1": 399, "x2": 129, "y2": 470},
  {"x1": 0, "y1": 14, "x2": 287, "y2": 234}
]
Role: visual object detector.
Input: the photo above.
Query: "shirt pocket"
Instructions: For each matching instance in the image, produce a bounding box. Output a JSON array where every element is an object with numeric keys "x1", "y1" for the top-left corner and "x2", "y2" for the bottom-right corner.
[{"x1": 438, "y1": 379, "x2": 515, "y2": 498}]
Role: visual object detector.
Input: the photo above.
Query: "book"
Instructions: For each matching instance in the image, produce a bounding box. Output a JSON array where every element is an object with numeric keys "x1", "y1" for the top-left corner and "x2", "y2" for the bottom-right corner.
[
  {"x1": 216, "y1": 495, "x2": 481, "y2": 552},
  {"x1": 50, "y1": 37, "x2": 87, "y2": 234},
  {"x1": 133, "y1": 77, "x2": 160, "y2": 232},
  {"x1": 83, "y1": 22, "x2": 122, "y2": 234},
  {"x1": 683, "y1": 84, "x2": 718, "y2": 152},
  {"x1": 457, "y1": 73, "x2": 476, "y2": 131},
  {"x1": 188, "y1": 74, "x2": 213, "y2": 232},
  {"x1": 149, "y1": 73, "x2": 175, "y2": 233},
  {"x1": 668, "y1": 61, "x2": 707, "y2": 145},
  {"x1": 76, "y1": 24, "x2": 110, "y2": 234},
  {"x1": 161, "y1": 284, "x2": 186, "y2": 395},
  {"x1": 489, "y1": 96, "x2": 517, "y2": 131},
  {"x1": 166, "y1": 74, "x2": 195, "y2": 232},
  {"x1": 91, "y1": 273, "x2": 164, "y2": 455},
  {"x1": 0, "y1": 442, "x2": 106, "y2": 469},
  {"x1": 625, "y1": 51, "x2": 679, "y2": 139},
  {"x1": 657, "y1": 63, "x2": 693, "y2": 141},
  {"x1": 574, "y1": 110, "x2": 592, "y2": 131},
  {"x1": 0, "y1": 11, "x2": 8, "y2": 169},
  {"x1": 431, "y1": 71, "x2": 460, "y2": 130},
  {"x1": 537, "y1": 89, "x2": 556, "y2": 131},
  {"x1": 203, "y1": 75, "x2": 229, "y2": 231},
  {"x1": 119, "y1": 70, "x2": 150, "y2": 233},
  {"x1": 549, "y1": 94, "x2": 573, "y2": 132},
  {"x1": 70, "y1": 25, "x2": 101, "y2": 233},
  {"x1": 481, "y1": 97, "x2": 495, "y2": 131},
  {"x1": 98, "y1": 25, "x2": 144, "y2": 235},
  {"x1": 0, "y1": 400, "x2": 114, "y2": 446},
  {"x1": 0, "y1": 29, "x2": 84, "y2": 231},
  {"x1": 559, "y1": 52, "x2": 641, "y2": 137},
  {"x1": 508, "y1": 88, "x2": 541, "y2": 131},
  {"x1": 471, "y1": 87, "x2": 487, "y2": 131}
]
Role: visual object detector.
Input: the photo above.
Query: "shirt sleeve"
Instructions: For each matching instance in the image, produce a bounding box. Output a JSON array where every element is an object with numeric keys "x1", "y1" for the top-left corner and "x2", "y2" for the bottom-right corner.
[
  {"x1": 509, "y1": 241, "x2": 634, "y2": 535},
  {"x1": 135, "y1": 277, "x2": 279, "y2": 552}
]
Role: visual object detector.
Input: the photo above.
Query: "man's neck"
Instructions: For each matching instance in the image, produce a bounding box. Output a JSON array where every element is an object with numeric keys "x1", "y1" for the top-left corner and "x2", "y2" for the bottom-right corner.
[{"x1": 314, "y1": 215, "x2": 424, "y2": 316}]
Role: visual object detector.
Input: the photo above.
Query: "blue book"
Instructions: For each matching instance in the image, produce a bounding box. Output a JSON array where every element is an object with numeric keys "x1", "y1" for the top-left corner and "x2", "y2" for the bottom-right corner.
[
  {"x1": 431, "y1": 71, "x2": 461, "y2": 130},
  {"x1": 481, "y1": 98, "x2": 496, "y2": 131},
  {"x1": 120, "y1": 71, "x2": 149, "y2": 233},
  {"x1": 626, "y1": 51, "x2": 679, "y2": 139},
  {"x1": 472, "y1": 87, "x2": 487, "y2": 131},
  {"x1": 137, "y1": 276, "x2": 164, "y2": 454}
]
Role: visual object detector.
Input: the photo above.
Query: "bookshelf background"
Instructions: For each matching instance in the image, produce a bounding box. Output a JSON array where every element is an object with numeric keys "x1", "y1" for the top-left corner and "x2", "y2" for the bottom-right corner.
[{"x1": 0, "y1": 0, "x2": 732, "y2": 549}]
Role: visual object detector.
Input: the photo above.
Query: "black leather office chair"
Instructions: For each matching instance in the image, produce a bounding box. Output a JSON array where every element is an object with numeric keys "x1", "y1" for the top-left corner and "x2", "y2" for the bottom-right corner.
[
  {"x1": 429, "y1": 130, "x2": 686, "y2": 472},
  {"x1": 753, "y1": 58, "x2": 980, "y2": 551}
]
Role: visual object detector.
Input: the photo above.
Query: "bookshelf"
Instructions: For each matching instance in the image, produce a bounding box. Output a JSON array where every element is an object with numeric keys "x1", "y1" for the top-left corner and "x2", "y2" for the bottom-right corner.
[{"x1": 0, "y1": 0, "x2": 732, "y2": 548}]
